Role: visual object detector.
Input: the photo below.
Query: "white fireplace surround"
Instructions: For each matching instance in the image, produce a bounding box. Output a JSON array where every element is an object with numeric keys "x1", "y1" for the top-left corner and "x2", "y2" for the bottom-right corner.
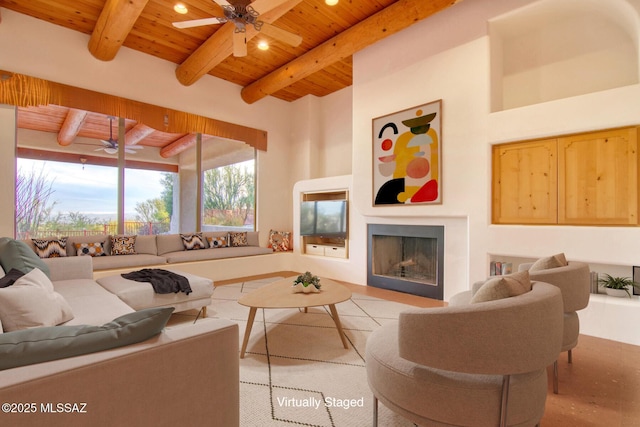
[{"x1": 292, "y1": 175, "x2": 470, "y2": 301}]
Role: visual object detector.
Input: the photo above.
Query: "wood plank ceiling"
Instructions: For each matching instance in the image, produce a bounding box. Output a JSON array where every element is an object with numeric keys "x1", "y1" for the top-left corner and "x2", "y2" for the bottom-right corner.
[{"x1": 2, "y1": 0, "x2": 459, "y2": 158}]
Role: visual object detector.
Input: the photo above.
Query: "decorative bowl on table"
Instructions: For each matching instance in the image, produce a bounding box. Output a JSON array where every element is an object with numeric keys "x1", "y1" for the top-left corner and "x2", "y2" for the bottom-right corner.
[{"x1": 292, "y1": 272, "x2": 321, "y2": 293}]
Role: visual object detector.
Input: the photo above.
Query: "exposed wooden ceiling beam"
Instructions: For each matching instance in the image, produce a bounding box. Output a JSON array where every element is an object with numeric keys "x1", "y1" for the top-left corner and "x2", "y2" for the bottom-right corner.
[
  {"x1": 88, "y1": 0, "x2": 150, "y2": 61},
  {"x1": 241, "y1": 0, "x2": 461, "y2": 104},
  {"x1": 124, "y1": 123, "x2": 155, "y2": 146},
  {"x1": 175, "y1": 0, "x2": 303, "y2": 86},
  {"x1": 160, "y1": 134, "x2": 198, "y2": 158},
  {"x1": 57, "y1": 108, "x2": 88, "y2": 146}
]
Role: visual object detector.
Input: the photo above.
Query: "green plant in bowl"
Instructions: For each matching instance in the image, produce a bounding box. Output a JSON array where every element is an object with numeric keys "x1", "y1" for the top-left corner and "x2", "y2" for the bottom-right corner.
[{"x1": 598, "y1": 274, "x2": 640, "y2": 297}]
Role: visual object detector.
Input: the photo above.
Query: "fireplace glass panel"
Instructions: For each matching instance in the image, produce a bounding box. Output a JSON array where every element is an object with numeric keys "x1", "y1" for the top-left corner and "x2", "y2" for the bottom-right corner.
[{"x1": 371, "y1": 235, "x2": 438, "y2": 286}]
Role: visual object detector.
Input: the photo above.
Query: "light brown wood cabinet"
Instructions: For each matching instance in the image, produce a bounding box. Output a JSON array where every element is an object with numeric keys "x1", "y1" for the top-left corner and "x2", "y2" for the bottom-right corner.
[
  {"x1": 492, "y1": 127, "x2": 639, "y2": 226},
  {"x1": 558, "y1": 128, "x2": 638, "y2": 225},
  {"x1": 492, "y1": 139, "x2": 558, "y2": 224}
]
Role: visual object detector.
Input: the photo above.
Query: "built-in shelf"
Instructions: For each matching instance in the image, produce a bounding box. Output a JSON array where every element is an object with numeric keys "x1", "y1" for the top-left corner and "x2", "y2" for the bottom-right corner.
[{"x1": 300, "y1": 189, "x2": 349, "y2": 259}]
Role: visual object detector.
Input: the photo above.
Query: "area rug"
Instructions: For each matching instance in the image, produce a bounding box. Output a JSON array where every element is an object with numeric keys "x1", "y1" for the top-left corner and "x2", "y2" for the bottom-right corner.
[{"x1": 208, "y1": 277, "x2": 418, "y2": 427}]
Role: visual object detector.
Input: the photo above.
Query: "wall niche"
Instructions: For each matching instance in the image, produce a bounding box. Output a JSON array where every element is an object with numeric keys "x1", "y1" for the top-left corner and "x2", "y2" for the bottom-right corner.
[{"x1": 489, "y1": 0, "x2": 639, "y2": 112}]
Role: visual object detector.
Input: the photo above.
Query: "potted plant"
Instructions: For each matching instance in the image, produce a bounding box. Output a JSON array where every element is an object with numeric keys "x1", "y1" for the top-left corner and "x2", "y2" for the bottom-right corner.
[
  {"x1": 598, "y1": 274, "x2": 640, "y2": 298},
  {"x1": 292, "y1": 271, "x2": 321, "y2": 293}
]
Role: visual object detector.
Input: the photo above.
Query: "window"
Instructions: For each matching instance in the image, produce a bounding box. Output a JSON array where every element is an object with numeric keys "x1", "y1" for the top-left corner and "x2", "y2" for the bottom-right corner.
[
  {"x1": 202, "y1": 159, "x2": 255, "y2": 231},
  {"x1": 15, "y1": 107, "x2": 256, "y2": 239},
  {"x1": 125, "y1": 168, "x2": 175, "y2": 235},
  {"x1": 15, "y1": 158, "x2": 177, "y2": 239},
  {"x1": 16, "y1": 158, "x2": 117, "y2": 239}
]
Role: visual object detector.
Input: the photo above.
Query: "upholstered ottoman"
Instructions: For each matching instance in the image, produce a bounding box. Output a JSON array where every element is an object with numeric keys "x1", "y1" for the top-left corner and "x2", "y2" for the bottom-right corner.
[{"x1": 96, "y1": 270, "x2": 214, "y2": 315}]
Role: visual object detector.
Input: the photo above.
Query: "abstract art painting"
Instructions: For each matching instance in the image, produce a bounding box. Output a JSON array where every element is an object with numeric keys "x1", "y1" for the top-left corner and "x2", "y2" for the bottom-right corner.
[{"x1": 373, "y1": 100, "x2": 442, "y2": 206}]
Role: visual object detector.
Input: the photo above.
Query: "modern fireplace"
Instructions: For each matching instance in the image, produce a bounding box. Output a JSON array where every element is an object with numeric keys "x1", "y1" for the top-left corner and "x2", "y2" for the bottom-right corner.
[{"x1": 367, "y1": 224, "x2": 444, "y2": 300}]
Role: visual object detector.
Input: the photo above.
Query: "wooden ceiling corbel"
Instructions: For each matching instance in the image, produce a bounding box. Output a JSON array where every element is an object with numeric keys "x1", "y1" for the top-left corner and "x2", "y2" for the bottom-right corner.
[
  {"x1": 175, "y1": 0, "x2": 303, "y2": 86},
  {"x1": 241, "y1": 0, "x2": 462, "y2": 104},
  {"x1": 88, "y1": 0, "x2": 150, "y2": 61}
]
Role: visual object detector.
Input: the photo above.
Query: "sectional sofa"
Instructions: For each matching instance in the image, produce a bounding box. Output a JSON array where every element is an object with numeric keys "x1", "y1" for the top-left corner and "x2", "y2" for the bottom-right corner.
[
  {"x1": 22, "y1": 231, "x2": 273, "y2": 273},
  {"x1": 0, "y1": 239, "x2": 239, "y2": 426}
]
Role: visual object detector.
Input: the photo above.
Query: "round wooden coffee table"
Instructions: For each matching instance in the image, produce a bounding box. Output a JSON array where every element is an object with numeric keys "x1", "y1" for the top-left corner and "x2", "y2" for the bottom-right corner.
[{"x1": 237, "y1": 276, "x2": 352, "y2": 358}]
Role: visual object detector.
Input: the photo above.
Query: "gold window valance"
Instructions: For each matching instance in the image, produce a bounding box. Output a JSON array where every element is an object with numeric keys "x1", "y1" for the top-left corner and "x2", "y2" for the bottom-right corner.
[{"x1": 0, "y1": 71, "x2": 267, "y2": 151}]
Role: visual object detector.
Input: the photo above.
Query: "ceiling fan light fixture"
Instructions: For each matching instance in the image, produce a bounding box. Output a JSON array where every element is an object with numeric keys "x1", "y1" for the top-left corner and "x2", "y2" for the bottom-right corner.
[
  {"x1": 325, "y1": 0, "x2": 339, "y2": 6},
  {"x1": 257, "y1": 40, "x2": 269, "y2": 50},
  {"x1": 174, "y1": 3, "x2": 188, "y2": 14}
]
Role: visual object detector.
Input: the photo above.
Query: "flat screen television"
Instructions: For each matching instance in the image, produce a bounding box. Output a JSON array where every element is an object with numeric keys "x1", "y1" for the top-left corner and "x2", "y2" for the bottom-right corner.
[{"x1": 300, "y1": 200, "x2": 347, "y2": 238}]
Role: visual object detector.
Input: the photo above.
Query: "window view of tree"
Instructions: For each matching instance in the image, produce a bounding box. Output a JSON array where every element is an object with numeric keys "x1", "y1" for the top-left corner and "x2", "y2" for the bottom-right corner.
[
  {"x1": 15, "y1": 165, "x2": 57, "y2": 239},
  {"x1": 16, "y1": 158, "x2": 177, "y2": 238},
  {"x1": 203, "y1": 160, "x2": 255, "y2": 230},
  {"x1": 125, "y1": 168, "x2": 174, "y2": 235},
  {"x1": 16, "y1": 154, "x2": 254, "y2": 239}
]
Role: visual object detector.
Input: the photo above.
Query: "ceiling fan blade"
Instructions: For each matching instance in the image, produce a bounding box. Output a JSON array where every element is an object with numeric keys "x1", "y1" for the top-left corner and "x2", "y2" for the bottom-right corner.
[
  {"x1": 250, "y1": 0, "x2": 292, "y2": 15},
  {"x1": 212, "y1": 0, "x2": 232, "y2": 6},
  {"x1": 126, "y1": 145, "x2": 144, "y2": 150},
  {"x1": 104, "y1": 148, "x2": 118, "y2": 155},
  {"x1": 233, "y1": 31, "x2": 248, "y2": 57},
  {"x1": 172, "y1": 17, "x2": 226, "y2": 29},
  {"x1": 259, "y1": 22, "x2": 302, "y2": 47}
]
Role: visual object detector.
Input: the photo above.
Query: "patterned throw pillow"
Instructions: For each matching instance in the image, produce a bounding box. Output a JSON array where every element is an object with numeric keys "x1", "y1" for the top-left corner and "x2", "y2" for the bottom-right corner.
[
  {"x1": 229, "y1": 232, "x2": 248, "y2": 247},
  {"x1": 180, "y1": 233, "x2": 205, "y2": 250},
  {"x1": 110, "y1": 235, "x2": 137, "y2": 255},
  {"x1": 207, "y1": 235, "x2": 228, "y2": 249},
  {"x1": 268, "y1": 230, "x2": 291, "y2": 252},
  {"x1": 32, "y1": 238, "x2": 68, "y2": 258},
  {"x1": 74, "y1": 242, "x2": 107, "y2": 257}
]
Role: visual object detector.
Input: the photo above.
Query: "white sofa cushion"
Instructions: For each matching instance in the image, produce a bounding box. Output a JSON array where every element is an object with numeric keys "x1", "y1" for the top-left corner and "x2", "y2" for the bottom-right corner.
[
  {"x1": 0, "y1": 268, "x2": 74, "y2": 331},
  {"x1": 54, "y1": 278, "x2": 134, "y2": 326},
  {"x1": 96, "y1": 270, "x2": 213, "y2": 311}
]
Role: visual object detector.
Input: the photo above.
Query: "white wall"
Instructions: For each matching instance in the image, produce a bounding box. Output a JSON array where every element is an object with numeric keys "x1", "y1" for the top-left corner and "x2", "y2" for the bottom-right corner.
[
  {"x1": 344, "y1": 0, "x2": 640, "y2": 290},
  {"x1": 317, "y1": 87, "x2": 353, "y2": 177},
  {"x1": 0, "y1": 8, "x2": 297, "y2": 244}
]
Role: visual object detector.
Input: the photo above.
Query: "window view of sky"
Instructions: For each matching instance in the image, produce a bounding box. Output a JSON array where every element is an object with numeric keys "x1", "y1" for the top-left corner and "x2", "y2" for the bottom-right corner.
[{"x1": 17, "y1": 158, "x2": 167, "y2": 221}]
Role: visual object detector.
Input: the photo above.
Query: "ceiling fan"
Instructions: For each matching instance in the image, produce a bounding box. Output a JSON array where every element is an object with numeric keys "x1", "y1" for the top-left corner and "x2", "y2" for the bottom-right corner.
[
  {"x1": 96, "y1": 116, "x2": 144, "y2": 155},
  {"x1": 172, "y1": 0, "x2": 302, "y2": 57}
]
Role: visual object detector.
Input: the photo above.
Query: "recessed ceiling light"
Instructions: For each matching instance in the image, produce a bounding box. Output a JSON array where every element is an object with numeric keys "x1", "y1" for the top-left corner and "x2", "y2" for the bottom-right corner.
[
  {"x1": 257, "y1": 40, "x2": 269, "y2": 51},
  {"x1": 174, "y1": 3, "x2": 188, "y2": 14},
  {"x1": 325, "y1": 0, "x2": 339, "y2": 5}
]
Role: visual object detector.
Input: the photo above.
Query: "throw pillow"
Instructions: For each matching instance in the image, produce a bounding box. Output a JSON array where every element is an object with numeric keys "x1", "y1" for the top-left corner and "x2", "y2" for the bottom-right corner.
[
  {"x1": 0, "y1": 237, "x2": 50, "y2": 278},
  {"x1": 471, "y1": 270, "x2": 531, "y2": 304},
  {"x1": 268, "y1": 230, "x2": 291, "y2": 252},
  {"x1": 32, "y1": 237, "x2": 68, "y2": 258},
  {"x1": 180, "y1": 232, "x2": 206, "y2": 250},
  {"x1": 0, "y1": 307, "x2": 174, "y2": 371},
  {"x1": 0, "y1": 269, "x2": 25, "y2": 288},
  {"x1": 207, "y1": 235, "x2": 228, "y2": 248},
  {"x1": 111, "y1": 235, "x2": 137, "y2": 255},
  {"x1": 0, "y1": 268, "x2": 74, "y2": 331},
  {"x1": 74, "y1": 242, "x2": 107, "y2": 257},
  {"x1": 529, "y1": 253, "x2": 568, "y2": 271},
  {"x1": 229, "y1": 231, "x2": 248, "y2": 247}
]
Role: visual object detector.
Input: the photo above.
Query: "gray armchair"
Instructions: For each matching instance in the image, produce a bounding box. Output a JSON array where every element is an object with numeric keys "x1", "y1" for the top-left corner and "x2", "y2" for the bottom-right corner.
[
  {"x1": 518, "y1": 260, "x2": 590, "y2": 393},
  {"x1": 366, "y1": 281, "x2": 563, "y2": 427}
]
